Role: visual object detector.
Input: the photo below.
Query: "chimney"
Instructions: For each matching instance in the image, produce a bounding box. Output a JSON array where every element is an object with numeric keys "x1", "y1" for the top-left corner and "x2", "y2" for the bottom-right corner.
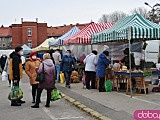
[
  {"x1": 21, "y1": 18, "x2": 23, "y2": 23},
  {"x1": 36, "y1": 18, "x2": 38, "y2": 23}
]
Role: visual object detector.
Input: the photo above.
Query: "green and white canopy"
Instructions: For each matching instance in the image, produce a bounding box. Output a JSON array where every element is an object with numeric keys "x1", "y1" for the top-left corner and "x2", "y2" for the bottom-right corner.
[{"x1": 92, "y1": 14, "x2": 160, "y2": 43}]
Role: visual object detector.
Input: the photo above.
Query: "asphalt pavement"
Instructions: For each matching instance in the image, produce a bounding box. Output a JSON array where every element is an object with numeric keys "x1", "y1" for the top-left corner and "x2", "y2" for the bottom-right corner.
[{"x1": 0, "y1": 74, "x2": 96, "y2": 120}]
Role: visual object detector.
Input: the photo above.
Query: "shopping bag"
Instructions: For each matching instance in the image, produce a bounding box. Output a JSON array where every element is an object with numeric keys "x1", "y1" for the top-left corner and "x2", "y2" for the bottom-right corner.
[
  {"x1": 60, "y1": 72, "x2": 65, "y2": 83},
  {"x1": 105, "y1": 80, "x2": 112, "y2": 92},
  {"x1": 2, "y1": 71, "x2": 8, "y2": 81},
  {"x1": 8, "y1": 86, "x2": 23, "y2": 101},
  {"x1": 51, "y1": 88, "x2": 62, "y2": 101}
]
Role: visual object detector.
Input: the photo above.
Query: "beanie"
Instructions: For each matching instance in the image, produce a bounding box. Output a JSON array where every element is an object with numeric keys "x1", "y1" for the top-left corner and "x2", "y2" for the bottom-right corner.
[
  {"x1": 29, "y1": 52, "x2": 37, "y2": 57},
  {"x1": 15, "y1": 46, "x2": 23, "y2": 52}
]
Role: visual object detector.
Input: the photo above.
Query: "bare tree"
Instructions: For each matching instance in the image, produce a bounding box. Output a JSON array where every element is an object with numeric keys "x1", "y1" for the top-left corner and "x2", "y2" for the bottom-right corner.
[
  {"x1": 98, "y1": 11, "x2": 128, "y2": 23},
  {"x1": 130, "y1": 7, "x2": 148, "y2": 18}
]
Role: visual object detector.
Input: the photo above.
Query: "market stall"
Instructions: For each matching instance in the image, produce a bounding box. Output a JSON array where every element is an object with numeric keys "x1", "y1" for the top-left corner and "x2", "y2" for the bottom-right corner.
[
  {"x1": 48, "y1": 26, "x2": 80, "y2": 47},
  {"x1": 63, "y1": 22, "x2": 114, "y2": 79},
  {"x1": 92, "y1": 14, "x2": 160, "y2": 97}
]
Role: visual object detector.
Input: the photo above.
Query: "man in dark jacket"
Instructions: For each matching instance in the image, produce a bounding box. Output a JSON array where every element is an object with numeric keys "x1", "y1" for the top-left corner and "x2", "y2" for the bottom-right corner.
[
  {"x1": 9, "y1": 46, "x2": 25, "y2": 106},
  {"x1": 97, "y1": 51, "x2": 111, "y2": 92}
]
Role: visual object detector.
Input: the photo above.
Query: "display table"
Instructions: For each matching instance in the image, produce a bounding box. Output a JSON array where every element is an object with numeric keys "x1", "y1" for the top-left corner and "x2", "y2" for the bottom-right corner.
[{"x1": 114, "y1": 70, "x2": 160, "y2": 95}]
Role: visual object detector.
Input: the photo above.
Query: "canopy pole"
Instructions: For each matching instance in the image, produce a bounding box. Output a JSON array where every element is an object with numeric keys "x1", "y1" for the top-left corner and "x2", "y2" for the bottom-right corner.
[{"x1": 128, "y1": 27, "x2": 133, "y2": 98}]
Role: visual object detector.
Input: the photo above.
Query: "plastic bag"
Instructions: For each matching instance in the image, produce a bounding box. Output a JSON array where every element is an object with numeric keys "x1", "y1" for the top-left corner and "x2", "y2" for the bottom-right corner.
[
  {"x1": 60, "y1": 72, "x2": 65, "y2": 83},
  {"x1": 51, "y1": 88, "x2": 62, "y2": 101},
  {"x1": 105, "y1": 80, "x2": 112, "y2": 92},
  {"x1": 2, "y1": 71, "x2": 8, "y2": 81},
  {"x1": 8, "y1": 86, "x2": 23, "y2": 101}
]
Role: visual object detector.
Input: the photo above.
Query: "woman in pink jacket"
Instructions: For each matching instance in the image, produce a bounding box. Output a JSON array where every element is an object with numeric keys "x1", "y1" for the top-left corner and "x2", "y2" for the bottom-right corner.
[{"x1": 31, "y1": 53, "x2": 55, "y2": 108}]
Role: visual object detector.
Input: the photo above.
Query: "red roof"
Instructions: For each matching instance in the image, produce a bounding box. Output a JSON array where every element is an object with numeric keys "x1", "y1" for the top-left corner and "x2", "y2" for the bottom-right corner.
[
  {"x1": 47, "y1": 23, "x2": 89, "y2": 37},
  {"x1": 0, "y1": 26, "x2": 12, "y2": 37},
  {"x1": 63, "y1": 22, "x2": 114, "y2": 44}
]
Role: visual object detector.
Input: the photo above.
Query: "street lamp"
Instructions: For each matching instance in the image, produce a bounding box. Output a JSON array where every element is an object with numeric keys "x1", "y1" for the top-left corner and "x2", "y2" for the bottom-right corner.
[{"x1": 144, "y1": 2, "x2": 160, "y2": 24}]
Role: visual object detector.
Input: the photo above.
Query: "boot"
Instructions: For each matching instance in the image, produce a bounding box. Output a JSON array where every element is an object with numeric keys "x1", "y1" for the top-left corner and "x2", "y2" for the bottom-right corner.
[
  {"x1": 31, "y1": 104, "x2": 39, "y2": 108},
  {"x1": 17, "y1": 100, "x2": 25, "y2": 104}
]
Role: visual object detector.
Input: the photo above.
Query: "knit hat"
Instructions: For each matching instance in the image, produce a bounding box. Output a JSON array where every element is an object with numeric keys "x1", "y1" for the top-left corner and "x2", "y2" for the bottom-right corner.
[
  {"x1": 15, "y1": 46, "x2": 23, "y2": 52},
  {"x1": 29, "y1": 52, "x2": 37, "y2": 57}
]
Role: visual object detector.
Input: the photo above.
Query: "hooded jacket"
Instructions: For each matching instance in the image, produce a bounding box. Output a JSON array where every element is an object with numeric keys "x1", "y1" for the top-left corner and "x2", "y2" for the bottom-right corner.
[
  {"x1": 25, "y1": 58, "x2": 41, "y2": 85},
  {"x1": 9, "y1": 51, "x2": 23, "y2": 80},
  {"x1": 36, "y1": 59, "x2": 55, "y2": 89},
  {"x1": 96, "y1": 53, "x2": 111, "y2": 77}
]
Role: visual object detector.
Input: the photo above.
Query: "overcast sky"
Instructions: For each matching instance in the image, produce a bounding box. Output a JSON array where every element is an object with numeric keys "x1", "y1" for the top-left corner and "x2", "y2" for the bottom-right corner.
[{"x1": 0, "y1": 0, "x2": 159, "y2": 27}]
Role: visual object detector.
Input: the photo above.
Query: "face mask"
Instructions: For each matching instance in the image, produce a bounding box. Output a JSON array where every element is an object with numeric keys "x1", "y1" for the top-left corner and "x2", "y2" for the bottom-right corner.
[
  {"x1": 20, "y1": 51, "x2": 23, "y2": 56},
  {"x1": 3, "y1": 56, "x2": 6, "y2": 58},
  {"x1": 66, "y1": 53, "x2": 70, "y2": 56},
  {"x1": 32, "y1": 56, "x2": 37, "y2": 59}
]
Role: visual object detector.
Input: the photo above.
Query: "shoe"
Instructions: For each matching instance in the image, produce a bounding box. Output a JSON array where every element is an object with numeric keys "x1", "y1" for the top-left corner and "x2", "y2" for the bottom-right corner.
[
  {"x1": 45, "y1": 104, "x2": 50, "y2": 108},
  {"x1": 11, "y1": 102, "x2": 21, "y2": 106},
  {"x1": 99, "y1": 89, "x2": 106, "y2": 92},
  {"x1": 65, "y1": 85, "x2": 71, "y2": 88},
  {"x1": 17, "y1": 100, "x2": 25, "y2": 104},
  {"x1": 31, "y1": 104, "x2": 39, "y2": 108}
]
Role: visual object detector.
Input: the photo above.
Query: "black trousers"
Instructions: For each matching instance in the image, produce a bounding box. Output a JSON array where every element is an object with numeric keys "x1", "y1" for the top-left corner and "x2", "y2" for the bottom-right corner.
[
  {"x1": 99, "y1": 77, "x2": 105, "y2": 91},
  {"x1": 35, "y1": 88, "x2": 52, "y2": 106},
  {"x1": 85, "y1": 71, "x2": 96, "y2": 89},
  {"x1": 32, "y1": 84, "x2": 38, "y2": 101}
]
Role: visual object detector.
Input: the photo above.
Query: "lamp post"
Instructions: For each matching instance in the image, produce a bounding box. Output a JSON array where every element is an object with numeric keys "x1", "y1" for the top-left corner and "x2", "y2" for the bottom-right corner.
[{"x1": 144, "y1": 2, "x2": 160, "y2": 24}]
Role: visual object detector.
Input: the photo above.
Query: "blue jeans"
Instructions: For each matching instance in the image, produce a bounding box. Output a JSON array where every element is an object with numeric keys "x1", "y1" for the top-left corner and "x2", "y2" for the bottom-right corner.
[
  {"x1": 55, "y1": 64, "x2": 60, "y2": 82},
  {"x1": 64, "y1": 71, "x2": 72, "y2": 86}
]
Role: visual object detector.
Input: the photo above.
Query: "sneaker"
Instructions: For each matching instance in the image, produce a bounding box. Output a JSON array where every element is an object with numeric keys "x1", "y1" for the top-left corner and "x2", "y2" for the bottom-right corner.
[
  {"x1": 31, "y1": 104, "x2": 39, "y2": 108},
  {"x1": 65, "y1": 85, "x2": 71, "y2": 88},
  {"x1": 11, "y1": 102, "x2": 21, "y2": 106}
]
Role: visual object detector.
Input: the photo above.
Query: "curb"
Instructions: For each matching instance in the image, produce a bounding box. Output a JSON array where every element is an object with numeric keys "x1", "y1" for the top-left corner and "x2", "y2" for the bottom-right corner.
[{"x1": 61, "y1": 93, "x2": 111, "y2": 120}]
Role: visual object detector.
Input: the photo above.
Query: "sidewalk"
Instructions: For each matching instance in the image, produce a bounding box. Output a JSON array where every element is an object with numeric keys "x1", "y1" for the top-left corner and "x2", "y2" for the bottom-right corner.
[{"x1": 56, "y1": 82, "x2": 160, "y2": 120}]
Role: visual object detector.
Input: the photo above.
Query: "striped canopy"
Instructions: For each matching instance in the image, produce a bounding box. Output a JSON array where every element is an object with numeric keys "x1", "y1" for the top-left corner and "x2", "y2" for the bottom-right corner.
[
  {"x1": 63, "y1": 22, "x2": 114, "y2": 45},
  {"x1": 49, "y1": 26, "x2": 80, "y2": 47},
  {"x1": 92, "y1": 14, "x2": 160, "y2": 43}
]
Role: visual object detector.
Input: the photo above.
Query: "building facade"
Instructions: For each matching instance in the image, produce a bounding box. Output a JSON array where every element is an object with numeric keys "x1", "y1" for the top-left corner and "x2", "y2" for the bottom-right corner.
[
  {"x1": 11, "y1": 21, "x2": 47, "y2": 49},
  {"x1": 0, "y1": 26, "x2": 12, "y2": 49}
]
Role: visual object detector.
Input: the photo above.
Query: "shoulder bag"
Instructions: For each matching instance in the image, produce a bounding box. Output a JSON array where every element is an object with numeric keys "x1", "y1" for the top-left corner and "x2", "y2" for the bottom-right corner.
[{"x1": 36, "y1": 62, "x2": 45, "y2": 83}]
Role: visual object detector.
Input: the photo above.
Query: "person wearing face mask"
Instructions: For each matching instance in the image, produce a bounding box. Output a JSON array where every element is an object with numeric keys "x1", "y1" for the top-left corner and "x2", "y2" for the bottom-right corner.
[
  {"x1": 25, "y1": 52, "x2": 41, "y2": 103},
  {"x1": 60, "y1": 50, "x2": 77, "y2": 88},
  {"x1": 9, "y1": 46, "x2": 25, "y2": 106}
]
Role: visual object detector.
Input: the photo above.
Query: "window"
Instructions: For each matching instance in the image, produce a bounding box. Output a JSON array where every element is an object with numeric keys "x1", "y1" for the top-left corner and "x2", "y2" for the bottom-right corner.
[
  {"x1": 2, "y1": 43, "x2": 6, "y2": 47},
  {"x1": 28, "y1": 28, "x2": 32, "y2": 36},
  {"x1": 28, "y1": 40, "x2": 32, "y2": 48}
]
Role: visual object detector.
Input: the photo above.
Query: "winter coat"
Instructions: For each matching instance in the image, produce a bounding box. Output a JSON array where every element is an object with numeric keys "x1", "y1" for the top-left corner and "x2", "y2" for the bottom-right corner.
[
  {"x1": 9, "y1": 52, "x2": 23, "y2": 80},
  {"x1": 83, "y1": 53, "x2": 97, "y2": 72},
  {"x1": 52, "y1": 51, "x2": 61, "y2": 65},
  {"x1": 36, "y1": 59, "x2": 55, "y2": 89},
  {"x1": 60, "y1": 55, "x2": 77, "y2": 72},
  {"x1": 25, "y1": 58, "x2": 41, "y2": 85},
  {"x1": 121, "y1": 54, "x2": 135, "y2": 69},
  {"x1": 0, "y1": 56, "x2": 7, "y2": 70},
  {"x1": 96, "y1": 53, "x2": 111, "y2": 77}
]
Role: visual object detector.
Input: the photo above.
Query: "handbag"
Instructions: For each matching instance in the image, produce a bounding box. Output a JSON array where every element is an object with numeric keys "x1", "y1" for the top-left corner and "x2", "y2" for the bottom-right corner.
[
  {"x1": 36, "y1": 62, "x2": 45, "y2": 83},
  {"x1": 51, "y1": 88, "x2": 62, "y2": 101},
  {"x1": 60, "y1": 72, "x2": 65, "y2": 83},
  {"x1": 8, "y1": 86, "x2": 23, "y2": 101},
  {"x1": 2, "y1": 71, "x2": 8, "y2": 81}
]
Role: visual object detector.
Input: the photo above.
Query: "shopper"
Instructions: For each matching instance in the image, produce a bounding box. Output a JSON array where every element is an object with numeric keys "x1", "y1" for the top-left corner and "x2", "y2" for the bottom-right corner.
[
  {"x1": 60, "y1": 50, "x2": 77, "y2": 88},
  {"x1": 9, "y1": 46, "x2": 25, "y2": 106},
  {"x1": 31, "y1": 53, "x2": 55, "y2": 108},
  {"x1": 25, "y1": 52, "x2": 41, "y2": 103},
  {"x1": 97, "y1": 51, "x2": 111, "y2": 92},
  {"x1": 83, "y1": 50, "x2": 98, "y2": 89},
  {"x1": 52, "y1": 49, "x2": 61, "y2": 83}
]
